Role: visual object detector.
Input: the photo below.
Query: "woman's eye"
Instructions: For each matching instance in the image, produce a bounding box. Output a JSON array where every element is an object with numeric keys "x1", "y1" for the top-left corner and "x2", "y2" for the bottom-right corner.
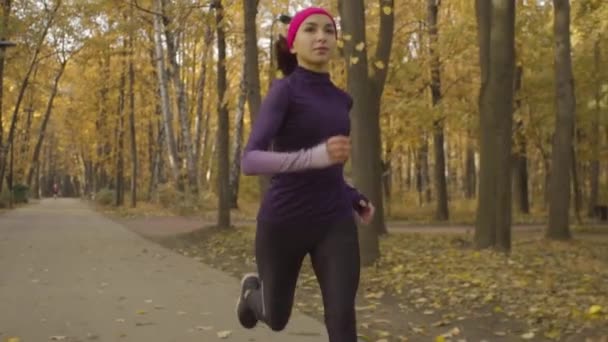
[
  {"x1": 305, "y1": 27, "x2": 315, "y2": 32},
  {"x1": 326, "y1": 28, "x2": 335, "y2": 34}
]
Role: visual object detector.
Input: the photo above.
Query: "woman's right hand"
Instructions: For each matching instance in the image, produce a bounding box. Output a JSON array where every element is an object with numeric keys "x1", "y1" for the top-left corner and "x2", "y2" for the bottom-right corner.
[{"x1": 326, "y1": 135, "x2": 351, "y2": 164}]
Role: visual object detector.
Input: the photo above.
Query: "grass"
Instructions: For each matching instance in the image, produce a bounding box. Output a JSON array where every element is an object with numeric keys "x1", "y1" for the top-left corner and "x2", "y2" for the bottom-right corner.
[
  {"x1": 98, "y1": 189, "x2": 553, "y2": 222},
  {"x1": 93, "y1": 194, "x2": 260, "y2": 222},
  {"x1": 386, "y1": 194, "x2": 549, "y2": 225}
]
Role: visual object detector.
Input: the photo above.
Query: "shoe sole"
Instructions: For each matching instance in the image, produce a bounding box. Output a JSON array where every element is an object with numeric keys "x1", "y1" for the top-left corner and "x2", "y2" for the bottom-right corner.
[{"x1": 236, "y1": 272, "x2": 259, "y2": 328}]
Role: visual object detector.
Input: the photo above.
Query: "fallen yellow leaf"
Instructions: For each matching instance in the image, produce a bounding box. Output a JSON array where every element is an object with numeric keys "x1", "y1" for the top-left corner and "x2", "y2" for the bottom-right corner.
[
  {"x1": 448, "y1": 327, "x2": 460, "y2": 336},
  {"x1": 544, "y1": 329, "x2": 561, "y2": 339},
  {"x1": 521, "y1": 332, "x2": 535, "y2": 340},
  {"x1": 373, "y1": 318, "x2": 391, "y2": 324},
  {"x1": 588, "y1": 305, "x2": 602, "y2": 315},
  {"x1": 365, "y1": 291, "x2": 385, "y2": 299},
  {"x1": 382, "y1": 6, "x2": 392, "y2": 15},
  {"x1": 7, "y1": 338, "x2": 20, "y2": 342},
  {"x1": 355, "y1": 42, "x2": 365, "y2": 51},
  {"x1": 217, "y1": 330, "x2": 232, "y2": 339},
  {"x1": 376, "y1": 330, "x2": 390, "y2": 338}
]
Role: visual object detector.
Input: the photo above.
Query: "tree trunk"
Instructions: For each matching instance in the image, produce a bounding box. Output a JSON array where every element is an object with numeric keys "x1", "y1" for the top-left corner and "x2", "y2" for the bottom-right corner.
[
  {"x1": 528, "y1": 114, "x2": 552, "y2": 208},
  {"x1": 474, "y1": 0, "x2": 516, "y2": 252},
  {"x1": 423, "y1": 143, "x2": 432, "y2": 203},
  {"x1": 160, "y1": 0, "x2": 197, "y2": 192},
  {"x1": 128, "y1": 26, "x2": 137, "y2": 208},
  {"x1": 512, "y1": 65, "x2": 530, "y2": 214},
  {"x1": 42, "y1": 142, "x2": 49, "y2": 196},
  {"x1": 381, "y1": 151, "x2": 392, "y2": 217},
  {"x1": 153, "y1": 0, "x2": 180, "y2": 186},
  {"x1": 199, "y1": 109, "x2": 211, "y2": 189},
  {"x1": 547, "y1": 0, "x2": 575, "y2": 240},
  {"x1": 34, "y1": 159, "x2": 40, "y2": 199},
  {"x1": 406, "y1": 147, "x2": 412, "y2": 191},
  {"x1": 154, "y1": 110, "x2": 166, "y2": 188},
  {"x1": 194, "y1": 24, "x2": 213, "y2": 184},
  {"x1": 416, "y1": 148, "x2": 423, "y2": 205},
  {"x1": 338, "y1": 0, "x2": 394, "y2": 264},
  {"x1": 475, "y1": 0, "x2": 493, "y2": 246},
  {"x1": 148, "y1": 119, "x2": 156, "y2": 200},
  {"x1": 0, "y1": 2, "x2": 58, "y2": 192},
  {"x1": 428, "y1": 0, "x2": 449, "y2": 221},
  {"x1": 513, "y1": 148, "x2": 529, "y2": 213},
  {"x1": 464, "y1": 138, "x2": 476, "y2": 199},
  {"x1": 230, "y1": 64, "x2": 247, "y2": 209},
  {"x1": 215, "y1": 0, "x2": 231, "y2": 228},
  {"x1": 417, "y1": 139, "x2": 432, "y2": 203},
  {"x1": 0, "y1": 0, "x2": 11, "y2": 191},
  {"x1": 83, "y1": 157, "x2": 93, "y2": 198},
  {"x1": 26, "y1": 60, "x2": 66, "y2": 188},
  {"x1": 115, "y1": 46, "x2": 127, "y2": 207},
  {"x1": 571, "y1": 145, "x2": 582, "y2": 224},
  {"x1": 147, "y1": 46, "x2": 164, "y2": 199},
  {"x1": 243, "y1": 0, "x2": 269, "y2": 195},
  {"x1": 588, "y1": 40, "x2": 600, "y2": 218},
  {"x1": 391, "y1": 155, "x2": 399, "y2": 197},
  {"x1": 267, "y1": 19, "x2": 277, "y2": 83},
  {"x1": 206, "y1": 133, "x2": 216, "y2": 185},
  {"x1": 94, "y1": 49, "x2": 111, "y2": 192},
  {"x1": 20, "y1": 65, "x2": 39, "y2": 179}
]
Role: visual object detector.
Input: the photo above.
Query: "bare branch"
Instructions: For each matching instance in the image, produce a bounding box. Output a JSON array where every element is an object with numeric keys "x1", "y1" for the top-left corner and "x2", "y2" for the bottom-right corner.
[
  {"x1": 124, "y1": 0, "x2": 212, "y2": 16},
  {"x1": 371, "y1": 0, "x2": 395, "y2": 96},
  {"x1": 126, "y1": 0, "x2": 163, "y2": 16}
]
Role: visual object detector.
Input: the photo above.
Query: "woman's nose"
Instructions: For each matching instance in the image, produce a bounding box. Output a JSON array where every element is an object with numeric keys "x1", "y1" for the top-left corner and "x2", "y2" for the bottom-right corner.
[{"x1": 316, "y1": 30, "x2": 327, "y2": 41}]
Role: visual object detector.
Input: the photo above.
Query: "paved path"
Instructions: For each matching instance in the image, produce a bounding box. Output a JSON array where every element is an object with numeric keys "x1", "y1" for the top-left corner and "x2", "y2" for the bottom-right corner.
[{"x1": 0, "y1": 199, "x2": 327, "y2": 342}]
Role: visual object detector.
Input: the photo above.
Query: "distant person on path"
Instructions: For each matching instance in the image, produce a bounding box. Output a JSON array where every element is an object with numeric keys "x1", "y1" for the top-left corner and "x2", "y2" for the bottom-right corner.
[
  {"x1": 52, "y1": 183, "x2": 59, "y2": 199},
  {"x1": 236, "y1": 7, "x2": 375, "y2": 342}
]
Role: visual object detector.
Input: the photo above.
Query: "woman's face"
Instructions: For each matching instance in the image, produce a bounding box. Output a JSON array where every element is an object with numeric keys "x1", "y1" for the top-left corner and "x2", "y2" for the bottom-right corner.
[{"x1": 290, "y1": 14, "x2": 337, "y2": 68}]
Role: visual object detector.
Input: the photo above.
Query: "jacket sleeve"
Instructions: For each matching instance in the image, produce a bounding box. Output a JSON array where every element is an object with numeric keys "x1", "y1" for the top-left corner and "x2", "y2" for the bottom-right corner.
[
  {"x1": 344, "y1": 179, "x2": 369, "y2": 213},
  {"x1": 241, "y1": 79, "x2": 332, "y2": 175}
]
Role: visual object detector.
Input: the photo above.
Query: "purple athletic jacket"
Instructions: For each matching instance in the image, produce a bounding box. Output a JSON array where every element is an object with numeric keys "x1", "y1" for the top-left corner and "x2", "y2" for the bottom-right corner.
[{"x1": 241, "y1": 66, "x2": 368, "y2": 225}]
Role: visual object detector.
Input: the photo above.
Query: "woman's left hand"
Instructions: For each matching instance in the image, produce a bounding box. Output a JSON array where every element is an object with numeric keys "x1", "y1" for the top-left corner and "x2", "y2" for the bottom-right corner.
[{"x1": 356, "y1": 200, "x2": 375, "y2": 225}]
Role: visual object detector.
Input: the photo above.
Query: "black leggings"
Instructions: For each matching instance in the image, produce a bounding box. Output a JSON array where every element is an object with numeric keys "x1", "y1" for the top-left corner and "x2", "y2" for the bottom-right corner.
[{"x1": 245, "y1": 216, "x2": 360, "y2": 342}]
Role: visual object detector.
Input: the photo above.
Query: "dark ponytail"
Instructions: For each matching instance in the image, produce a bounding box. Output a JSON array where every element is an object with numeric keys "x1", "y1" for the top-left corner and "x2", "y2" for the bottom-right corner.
[
  {"x1": 275, "y1": 34, "x2": 298, "y2": 76},
  {"x1": 275, "y1": 14, "x2": 297, "y2": 76}
]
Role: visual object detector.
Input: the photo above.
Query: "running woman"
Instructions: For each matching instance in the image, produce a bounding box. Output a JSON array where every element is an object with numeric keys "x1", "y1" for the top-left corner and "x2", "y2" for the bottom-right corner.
[{"x1": 236, "y1": 6, "x2": 375, "y2": 342}]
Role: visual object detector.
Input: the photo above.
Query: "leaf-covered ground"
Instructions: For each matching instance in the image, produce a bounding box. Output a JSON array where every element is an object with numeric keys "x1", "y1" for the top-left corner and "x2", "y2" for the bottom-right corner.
[{"x1": 151, "y1": 224, "x2": 608, "y2": 342}]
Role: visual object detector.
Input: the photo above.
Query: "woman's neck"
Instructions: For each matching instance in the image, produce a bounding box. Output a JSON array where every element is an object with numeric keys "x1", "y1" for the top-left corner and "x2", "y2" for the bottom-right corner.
[{"x1": 296, "y1": 59, "x2": 329, "y2": 74}]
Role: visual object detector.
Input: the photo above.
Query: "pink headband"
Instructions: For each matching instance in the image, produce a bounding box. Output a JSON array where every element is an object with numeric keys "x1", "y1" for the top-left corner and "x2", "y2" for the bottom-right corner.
[{"x1": 287, "y1": 7, "x2": 337, "y2": 49}]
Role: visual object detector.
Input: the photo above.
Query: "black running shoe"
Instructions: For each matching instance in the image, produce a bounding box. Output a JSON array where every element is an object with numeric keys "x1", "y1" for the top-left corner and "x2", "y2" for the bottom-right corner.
[{"x1": 236, "y1": 273, "x2": 260, "y2": 329}]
